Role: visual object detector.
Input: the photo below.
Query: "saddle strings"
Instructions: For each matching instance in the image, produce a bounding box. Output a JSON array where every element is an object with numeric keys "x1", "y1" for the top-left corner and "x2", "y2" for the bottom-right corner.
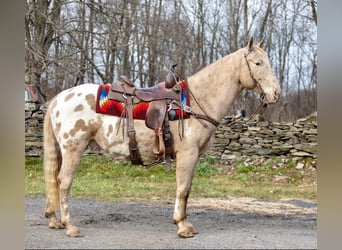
[{"x1": 166, "y1": 65, "x2": 185, "y2": 139}]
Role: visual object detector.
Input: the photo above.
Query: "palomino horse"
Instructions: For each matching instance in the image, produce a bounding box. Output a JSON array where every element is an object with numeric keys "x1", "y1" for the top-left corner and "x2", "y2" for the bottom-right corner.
[{"x1": 43, "y1": 37, "x2": 280, "y2": 238}]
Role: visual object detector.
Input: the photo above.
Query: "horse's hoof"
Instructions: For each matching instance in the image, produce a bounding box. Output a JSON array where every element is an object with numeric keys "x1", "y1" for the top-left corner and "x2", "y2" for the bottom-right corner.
[
  {"x1": 178, "y1": 232, "x2": 194, "y2": 238},
  {"x1": 177, "y1": 226, "x2": 198, "y2": 238},
  {"x1": 66, "y1": 226, "x2": 83, "y2": 237}
]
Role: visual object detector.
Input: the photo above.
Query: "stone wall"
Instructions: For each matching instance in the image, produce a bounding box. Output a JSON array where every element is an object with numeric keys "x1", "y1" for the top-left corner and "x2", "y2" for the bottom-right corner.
[
  {"x1": 206, "y1": 112, "x2": 317, "y2": 168},
  {"x1": 25, "y1": 102, "x2": 317, "y2": 168},
  {"x1": 25, "y1": 102, "x2": 47, "y2": 156}
]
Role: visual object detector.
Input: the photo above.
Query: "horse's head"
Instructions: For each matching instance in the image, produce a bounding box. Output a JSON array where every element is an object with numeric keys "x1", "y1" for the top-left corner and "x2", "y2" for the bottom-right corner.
[{"x1": 240, "y1": 37, "x2": 281, "y2": 104}]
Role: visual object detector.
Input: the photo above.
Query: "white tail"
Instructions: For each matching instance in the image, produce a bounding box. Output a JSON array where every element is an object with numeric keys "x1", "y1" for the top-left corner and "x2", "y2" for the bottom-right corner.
[{"x1": 43, "y1": 110, "x2": 61, "y2": 214}]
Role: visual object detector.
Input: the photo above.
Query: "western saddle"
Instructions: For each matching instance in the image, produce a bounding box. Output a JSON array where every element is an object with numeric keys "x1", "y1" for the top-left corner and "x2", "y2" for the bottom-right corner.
[{"x1": 107, "y1": 65, "x2": 183, "y2": 171}]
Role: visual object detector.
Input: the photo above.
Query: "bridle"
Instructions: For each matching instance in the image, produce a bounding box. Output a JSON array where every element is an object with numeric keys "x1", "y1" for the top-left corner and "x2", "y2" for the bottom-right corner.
[
  {"x1": 243, "y1": 51, "x2": 267, "y2": 100},
  {"x1": 166, "y1": 51, "x2": 270, "y2": 130},
  {"x1": 243, "y1": 51, "x2": 268, "y2": 120}
]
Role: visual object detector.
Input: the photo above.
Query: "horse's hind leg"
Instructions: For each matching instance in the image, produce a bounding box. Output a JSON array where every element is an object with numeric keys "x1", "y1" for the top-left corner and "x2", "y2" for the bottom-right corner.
[
  {"x1": 173, "y1": 148, "x2": 199, "y2": 238},
  {"x1": 58, "y1": 150, "x2": 85, "y2": 237}
]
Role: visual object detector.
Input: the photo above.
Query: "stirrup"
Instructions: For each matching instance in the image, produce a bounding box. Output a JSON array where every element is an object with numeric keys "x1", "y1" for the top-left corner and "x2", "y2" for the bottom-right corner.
[{"x1": 153, "y1": 130, "x2": 165, "y2": 155}]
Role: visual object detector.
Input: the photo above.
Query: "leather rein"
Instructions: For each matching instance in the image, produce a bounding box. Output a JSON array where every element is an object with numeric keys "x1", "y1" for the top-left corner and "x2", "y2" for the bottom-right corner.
[{"x1": 167, "y1": 68, "x2": 220, "y2": 131}]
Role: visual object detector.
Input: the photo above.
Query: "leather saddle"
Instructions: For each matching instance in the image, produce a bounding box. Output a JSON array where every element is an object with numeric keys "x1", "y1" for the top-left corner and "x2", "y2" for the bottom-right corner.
[
  {"x1": 108, "y1": 76, "x2": 180, "y2": 103},
  {"x1": 107, "y1": 65, "x2": 182, "y2": 170}
]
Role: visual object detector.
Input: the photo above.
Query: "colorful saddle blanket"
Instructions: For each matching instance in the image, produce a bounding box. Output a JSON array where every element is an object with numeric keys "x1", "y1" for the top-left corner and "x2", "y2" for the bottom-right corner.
[{"x1": 95, "y1": 81, "x2": 190, "y2": 120}]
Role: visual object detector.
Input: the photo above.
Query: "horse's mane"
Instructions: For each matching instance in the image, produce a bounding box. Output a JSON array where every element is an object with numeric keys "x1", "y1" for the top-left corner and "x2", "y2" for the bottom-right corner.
[{"x1": 189, "y1": 47, "x2": 245, "y2": 80}]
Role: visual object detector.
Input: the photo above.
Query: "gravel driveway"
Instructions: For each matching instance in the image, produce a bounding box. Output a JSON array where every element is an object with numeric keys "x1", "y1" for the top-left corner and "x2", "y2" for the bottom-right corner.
[{"x1": 25, "y1": 197, "x2": 316, "y2": 249}]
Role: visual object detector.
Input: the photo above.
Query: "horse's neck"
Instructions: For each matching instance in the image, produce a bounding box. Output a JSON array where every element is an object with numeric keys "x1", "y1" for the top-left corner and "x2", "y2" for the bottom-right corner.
[{"x1": 187, "y1": 49, "x2": 243, "y2": 121}]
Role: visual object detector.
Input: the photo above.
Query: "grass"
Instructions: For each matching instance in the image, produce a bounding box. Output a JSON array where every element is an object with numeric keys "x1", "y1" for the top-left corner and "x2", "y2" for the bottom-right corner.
[{"x1": 25, "y1": 155, "x2": 316, "y2": 202}]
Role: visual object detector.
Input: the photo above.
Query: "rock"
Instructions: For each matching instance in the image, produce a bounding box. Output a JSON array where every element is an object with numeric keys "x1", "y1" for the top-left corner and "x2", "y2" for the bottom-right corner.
[
  {"x1": 255, "y1": 148, "x2": 273, "y2": 155},
  {"x1": 257, "y1": 121, "x2": 269, "y2": 127},
  {"x1": 259, "y1": 129, "x2": 274, "y2": 135},
  {"x1": 292, "y1": 151, "x2": 312, "y2": 157},
  {"x1": 25, "y1": 102, "x2": 39, "y2": 112},
  {"x1": 228, "y1": 141, "x2": 241, "y2": 149},
  {"x1": 226, "y1": 134, "x2": 239, "y2": 139},
  {"x1": 303, "y1": 129, "x2": 317, "y2": 135},
  {"x1": 25, "y1": 111, "x2": 32, "y2": 120},
  {"x1": 215, "y1": 138, "x2": 230, "y2": 144},
  {"x1": 271, "y1": 144, "x2": 293, "y2": 154},
  {"x1": 239, "y1": 137, "x2": 257, "y2": 145},
  {"x1": 248, "y1": 126, "x2": 261, "y2": 131},
  {"x1": 221, "y1": 154, "x2": 236, "y2": 160},
  {"x1": 296, "y1": 163, "x2": 305, "y2": 169},
  {"x1": 294, "y1": 144, "x2": 317, "y2": 154},
  {"x1": 287, "y1": 137, "x2": 300, "y2": 145}
]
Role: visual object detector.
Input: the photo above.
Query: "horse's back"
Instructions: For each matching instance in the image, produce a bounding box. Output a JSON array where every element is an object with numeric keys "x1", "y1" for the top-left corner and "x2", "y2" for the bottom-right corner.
[
  {"x1": 48, "y1": 83, "x2": 99, "y2": 116},
  {"x1": 46, "y1": 83, "x2": 158, "y2": 161}
]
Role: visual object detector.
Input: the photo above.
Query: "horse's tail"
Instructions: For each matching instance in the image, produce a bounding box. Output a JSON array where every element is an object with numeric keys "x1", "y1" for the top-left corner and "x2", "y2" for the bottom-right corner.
[{"x1": 43, "y1": 107, "x2": 61, "y2": 212}]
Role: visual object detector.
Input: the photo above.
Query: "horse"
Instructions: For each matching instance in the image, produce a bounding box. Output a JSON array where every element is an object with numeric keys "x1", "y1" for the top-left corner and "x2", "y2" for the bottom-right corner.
[{"x1": 43, "y1": 37, "x2": 281, "y2": 238}]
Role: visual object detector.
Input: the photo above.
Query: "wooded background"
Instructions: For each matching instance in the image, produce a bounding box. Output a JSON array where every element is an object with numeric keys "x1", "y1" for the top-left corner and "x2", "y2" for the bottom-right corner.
[{"x1": 25, "y1": 0, "x2": 317, "y2": 122}]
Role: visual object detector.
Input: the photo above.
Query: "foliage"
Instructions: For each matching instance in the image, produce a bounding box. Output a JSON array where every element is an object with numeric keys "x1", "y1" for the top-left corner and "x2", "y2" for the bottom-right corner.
[{"x1": 25, "y1": 155, "x2": 316, "y2": 202}]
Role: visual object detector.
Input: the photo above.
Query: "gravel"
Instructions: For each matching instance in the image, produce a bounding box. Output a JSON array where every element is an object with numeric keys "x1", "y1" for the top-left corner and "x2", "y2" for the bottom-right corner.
[{"x1": 25, "y1": 197, "x2": 317, "y2": 249}]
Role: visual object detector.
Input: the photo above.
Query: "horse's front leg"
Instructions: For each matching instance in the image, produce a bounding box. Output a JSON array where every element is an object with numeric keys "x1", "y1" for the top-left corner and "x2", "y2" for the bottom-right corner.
[{"x1": 173, "y1": 149, "x2": 199, "y2": 238}]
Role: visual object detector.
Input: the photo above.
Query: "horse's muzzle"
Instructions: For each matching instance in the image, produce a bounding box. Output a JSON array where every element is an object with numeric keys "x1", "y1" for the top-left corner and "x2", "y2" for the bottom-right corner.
[{"x1": 265, "y1": 89, "x2": 281, "y2": 104}]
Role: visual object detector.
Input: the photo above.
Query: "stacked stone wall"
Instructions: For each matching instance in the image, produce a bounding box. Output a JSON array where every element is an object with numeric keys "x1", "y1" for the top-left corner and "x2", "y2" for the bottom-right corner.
[
  {"x1": 25, "y1": 102, "x2": 47, "y2": 156},
  {"x1": 25, "y1": 103, "x2": 317, "y2": 168},
  {"x1": 207, "y1": 112, "x2": 317, "y2": 168}
]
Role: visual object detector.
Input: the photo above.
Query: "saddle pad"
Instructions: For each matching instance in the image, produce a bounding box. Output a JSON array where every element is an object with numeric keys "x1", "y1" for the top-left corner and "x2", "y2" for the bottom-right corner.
[{"x1": 95, "y1": 81, "x2": 190, "y2": 120}]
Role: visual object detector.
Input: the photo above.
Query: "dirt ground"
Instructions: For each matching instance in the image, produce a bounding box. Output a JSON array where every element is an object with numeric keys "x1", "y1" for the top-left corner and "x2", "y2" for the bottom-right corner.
[{"x1": 25, "y1": 197, "x2": 317, "y2": 249}]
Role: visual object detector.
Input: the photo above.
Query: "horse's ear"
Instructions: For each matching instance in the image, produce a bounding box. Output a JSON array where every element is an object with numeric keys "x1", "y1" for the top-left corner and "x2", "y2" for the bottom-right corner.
[
  {"x1": 257, "y1": 37, "x2": 265, "y2": 48},
  {"x1": 247, "y1": 37, "x2": 254, "y2": 51}
]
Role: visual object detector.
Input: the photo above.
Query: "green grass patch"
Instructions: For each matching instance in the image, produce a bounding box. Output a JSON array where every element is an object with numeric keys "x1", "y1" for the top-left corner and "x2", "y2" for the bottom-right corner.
[{"x1": 25, "y1": 155, "x2": 316, "y2": 202}]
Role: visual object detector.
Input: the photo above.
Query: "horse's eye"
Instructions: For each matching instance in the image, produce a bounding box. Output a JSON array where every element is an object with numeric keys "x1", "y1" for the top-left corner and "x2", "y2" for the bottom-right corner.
[{"x1": 255, "y1": 62, "x2": 262, "y2": 66}]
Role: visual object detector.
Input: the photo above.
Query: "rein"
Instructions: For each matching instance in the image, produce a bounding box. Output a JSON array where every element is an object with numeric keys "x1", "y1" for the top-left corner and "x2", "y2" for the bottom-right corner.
[
  {"x1": 167, "y1": 66, "x2": 220, "y2": 131},
  {"x1": 167, "y1": 52, "x2": 270, "y2": 132},
  {"x1": 183, "y1": 80, "x2": 220, "y2": 127},
  {"x1": 181, "y1": 50, "x2": 269, "y2": 128}
]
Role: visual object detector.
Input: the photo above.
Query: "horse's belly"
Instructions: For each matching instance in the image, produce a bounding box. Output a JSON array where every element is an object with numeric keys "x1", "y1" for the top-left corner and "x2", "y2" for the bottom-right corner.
[{"x1": 98, "y1": 118, "x2": 159, "y2": 162}]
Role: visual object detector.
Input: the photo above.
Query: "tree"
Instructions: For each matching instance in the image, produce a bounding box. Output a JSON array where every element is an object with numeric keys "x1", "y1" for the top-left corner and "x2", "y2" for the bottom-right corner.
[
  {"x1": 25, "y1": 0, "x2": 63, "y2": 99},
  {"x1": 25, "y1": 0, "x2": 317, "y2": 121}
]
